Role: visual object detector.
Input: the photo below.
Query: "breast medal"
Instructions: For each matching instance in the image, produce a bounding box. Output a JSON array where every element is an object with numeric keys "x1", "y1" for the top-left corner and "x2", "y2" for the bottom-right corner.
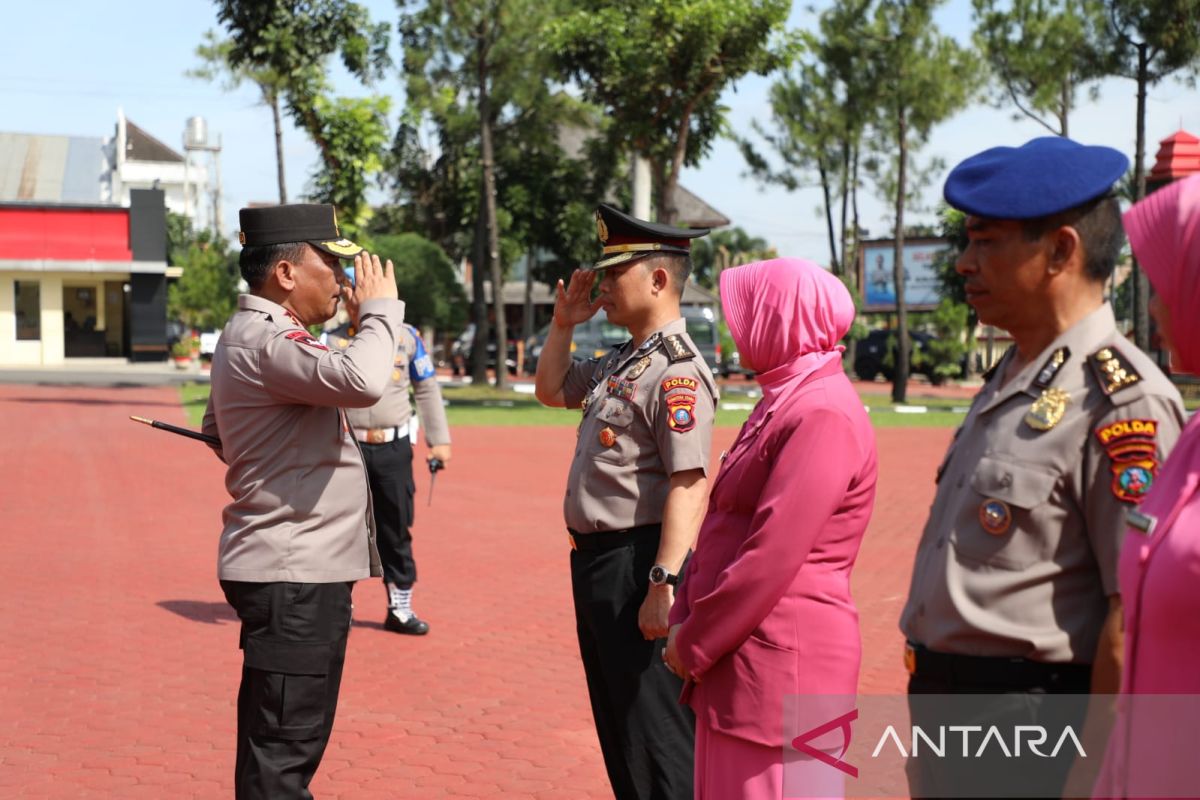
[
  {"x1": 1024, "y1": 388, "x2": 1070, "y2": 431},
  {"x1": 979, "y1": 499, "x2": 1012, "y2": 535}
]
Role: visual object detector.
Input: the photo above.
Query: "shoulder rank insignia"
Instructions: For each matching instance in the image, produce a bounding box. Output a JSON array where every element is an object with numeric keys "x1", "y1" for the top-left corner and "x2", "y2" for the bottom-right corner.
[
  {"x1": 662, "y1": 334, "x2": 696, "y2": 363},
  {"x1": 1094, "y1": 418, "x2": 1159, "y2": 503},
  {"x1": 625, "y1": 355, "x2": 653, "y2": 381},
  {"x1": 285, "y1": 330, "x2": 329, "y2": 351},
  {"x1": 1089, "y1": 346, "x2": 1141, "y2": 396},
  {"x1": 1034, "y1": 347, "x2": 1070, "y2": 388},
  {"x1": 1025, "y1": 388, "x2": 1070, "y2": 431}
]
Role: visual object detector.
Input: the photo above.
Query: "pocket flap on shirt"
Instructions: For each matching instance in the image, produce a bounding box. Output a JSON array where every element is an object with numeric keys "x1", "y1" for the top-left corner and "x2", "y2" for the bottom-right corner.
[
  {"x1": 595, "y1": 397, "x2": 635, "y2": 427},
  {"x1": 969, "y1": 455, "x2": 1057, "y2": 510}
]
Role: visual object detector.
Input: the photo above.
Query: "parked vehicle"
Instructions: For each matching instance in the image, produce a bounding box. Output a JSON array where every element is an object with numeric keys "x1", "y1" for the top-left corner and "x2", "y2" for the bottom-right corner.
[{"x1": 853, "y1": 329, "x2": 964, "y2": 385}]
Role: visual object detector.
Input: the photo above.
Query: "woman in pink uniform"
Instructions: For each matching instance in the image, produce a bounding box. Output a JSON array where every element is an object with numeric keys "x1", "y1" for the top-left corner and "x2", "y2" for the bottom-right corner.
[
  {"x1": 664, "y1": 257, "x2": 878, "y2": 799},
  {"x1": 1095, "y1": 173, "x2": 1200, "y2": 799}
]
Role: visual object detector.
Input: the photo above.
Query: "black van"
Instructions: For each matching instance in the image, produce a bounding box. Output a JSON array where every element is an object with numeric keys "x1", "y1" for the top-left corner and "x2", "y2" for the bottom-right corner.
[{"x1": 525, "y1": 306, "x2": 720, "y2": 377}]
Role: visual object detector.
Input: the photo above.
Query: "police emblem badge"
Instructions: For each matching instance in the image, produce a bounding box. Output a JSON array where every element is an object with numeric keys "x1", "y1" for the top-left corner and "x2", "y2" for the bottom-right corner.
[
  {"x1": 625, "y1": 356, "x2": 653, "y2": 381},
  {"x1": 1024, "y1": 388, "x2": 1070, "y2": 431}
]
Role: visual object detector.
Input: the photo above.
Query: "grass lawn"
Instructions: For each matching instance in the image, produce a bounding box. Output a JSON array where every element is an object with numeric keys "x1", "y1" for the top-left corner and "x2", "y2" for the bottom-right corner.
[{"x1": 179, "y1": 381, "x2": 970, "y2": 429}]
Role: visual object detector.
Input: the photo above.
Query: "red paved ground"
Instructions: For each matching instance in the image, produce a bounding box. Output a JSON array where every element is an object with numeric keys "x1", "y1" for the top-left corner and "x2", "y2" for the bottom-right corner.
[{"x1": 0, "y1": 385, "x2": 951, "y2": 798}]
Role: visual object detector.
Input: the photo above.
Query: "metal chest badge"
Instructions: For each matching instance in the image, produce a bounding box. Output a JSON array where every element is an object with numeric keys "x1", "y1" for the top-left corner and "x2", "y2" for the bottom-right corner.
[
  {"x1": 625, "y1": 356, "x2": 653, "y2": 381},
  {"x1": 1025, "y1": 388, "x2": 1070, "y2": 431},
  {"x1": 598, "y1": 427, "x2": 617, "y2": 447},
  {"x1": 979, "y1": 499, "x2": 1012, "y2": 535}
]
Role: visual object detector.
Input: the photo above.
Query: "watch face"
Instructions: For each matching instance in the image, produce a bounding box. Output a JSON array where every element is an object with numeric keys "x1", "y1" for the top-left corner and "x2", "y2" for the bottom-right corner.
[{"x1": 649, "y1": 566, "x2": 666, "y2": 584}]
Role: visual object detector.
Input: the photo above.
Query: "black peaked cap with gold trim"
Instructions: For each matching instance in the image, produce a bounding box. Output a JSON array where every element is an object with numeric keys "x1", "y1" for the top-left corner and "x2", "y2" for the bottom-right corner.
[
  {"x1": 592, "y1": 203, "x2": 710, "y2": 271},
  {"x1": 238, "y1": 203, "x2": 363, "y2": 259}
]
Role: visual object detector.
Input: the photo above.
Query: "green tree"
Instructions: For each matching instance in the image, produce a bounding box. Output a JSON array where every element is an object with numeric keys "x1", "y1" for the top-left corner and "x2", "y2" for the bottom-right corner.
[
  {"x1": 362, "y1": 232, "x2": 468, "y2": 333},
  {"x1": 861, "y1": 0, "x2": 981, "y2": 403},
  {"x1": 550, "y1": 0, "x2": 791, "y2": 223},
  {"x1": 741, "y1": 4, "x2": 877, "y2": 277},
  {"x1": 971, "y1": 0, "x2": 1110, "y2": 137},
  {"x1": 397, "y1": 0, "x2": 611, "y2": 387},
  {"x1": 1101, "y1": 0, "x2": 1200, "y2": 351},
  {"x1": 189, "y1": 31, "x2": 290, "y2": 203},
  {"x1": 210, "y1": 0, "x2": 392, "y2": 227},
  {"x1": 921, "y1": 297, "x2": 970, "y2": 383},
  {"x1": 166, "y1": 213, "x2": 239, "y2": 331},
  {"x1": 690, "y1": 227, "x2": 776, "y2": 290}
]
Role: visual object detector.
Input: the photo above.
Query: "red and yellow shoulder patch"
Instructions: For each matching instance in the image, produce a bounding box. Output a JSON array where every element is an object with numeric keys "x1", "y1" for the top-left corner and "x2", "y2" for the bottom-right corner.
[
  {"x1": 1094, "y1": 418, "x2": 1158, "y2": 503},
  {"x1": 666, "y1": 393, "x2": 697, "y2": 433},
  {"x1": 661, "y1": 376, "x2": 698, "y2": 394}
]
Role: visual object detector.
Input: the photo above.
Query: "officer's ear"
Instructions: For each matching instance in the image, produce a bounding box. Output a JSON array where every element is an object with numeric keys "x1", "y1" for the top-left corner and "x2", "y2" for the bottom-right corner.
[
  {"x1": 272, "y1": 258, "x2": 299, "y2": 291},
  {"x1": 649, "y1": 264, "x2": 670, "y2": 295},
  {"x1": 1046, "y1": 225, "x2": 1081, "y2": 276}
]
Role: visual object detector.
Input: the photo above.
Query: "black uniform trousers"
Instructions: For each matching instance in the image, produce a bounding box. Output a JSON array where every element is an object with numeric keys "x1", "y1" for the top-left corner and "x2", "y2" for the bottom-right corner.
[
  {"x1": 570, "y1": 525, "x2": 695, "y2": 800},
  {"x1": 360, "y1": 436, "x2": 418, "y2": 589},
  {"x1": 905, "y1": 645, "x2": 1091, "y2": 800},
  {"x1": 221, "y1": 580, "x2": 354, "y2": 800}
]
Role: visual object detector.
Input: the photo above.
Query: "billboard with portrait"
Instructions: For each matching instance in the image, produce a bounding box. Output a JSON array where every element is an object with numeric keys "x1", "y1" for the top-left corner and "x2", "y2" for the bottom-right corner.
[{"x1": 858, "y1": 238, "x2": 950, "y2": 312}]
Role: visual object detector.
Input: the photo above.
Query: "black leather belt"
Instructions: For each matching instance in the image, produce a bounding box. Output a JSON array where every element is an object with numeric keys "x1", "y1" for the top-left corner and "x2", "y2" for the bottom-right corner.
[
  {"x1": 568, "y1": 524, "x2": 661, "y2": 552},
  {"x1": 905, "y1": 642, "x2": 1091, "y2": 691}
]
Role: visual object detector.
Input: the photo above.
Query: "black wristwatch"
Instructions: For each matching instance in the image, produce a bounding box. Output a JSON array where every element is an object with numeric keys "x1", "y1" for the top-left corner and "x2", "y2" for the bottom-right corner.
[{"x1": 648, "y1": 564, "x2": 679, "y2": 587}]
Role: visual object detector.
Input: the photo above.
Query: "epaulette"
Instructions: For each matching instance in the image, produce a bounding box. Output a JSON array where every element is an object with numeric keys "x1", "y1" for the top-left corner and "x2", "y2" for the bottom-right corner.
[
  {"x1": 1088, "y1": 345, "x2": 1142, "y2": 397},
  {"x1": 662, "y1": 333, "x2": 696, "y2": 363}
]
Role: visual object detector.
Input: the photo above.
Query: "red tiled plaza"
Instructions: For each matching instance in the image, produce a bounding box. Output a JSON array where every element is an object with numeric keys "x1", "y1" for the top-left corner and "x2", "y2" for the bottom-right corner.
[{"x1": 0, "y1": 384, "x2": 950, "y2": 798}]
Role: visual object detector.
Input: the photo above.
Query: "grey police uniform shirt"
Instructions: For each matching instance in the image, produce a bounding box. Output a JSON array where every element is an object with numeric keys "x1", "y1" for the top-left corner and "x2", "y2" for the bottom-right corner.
[
  {"x1": 331, "y1": 323, "x2": 451, "y2": 446},
  {"x1": 901, "y1": 304, "x2": 1186, "y2": 663},
  {"x1": 202, "y1": 294, "x2": 405, "y2": 583},
  {"x1": 561, "y1": 316, "x2": 718, "y2": 534}
]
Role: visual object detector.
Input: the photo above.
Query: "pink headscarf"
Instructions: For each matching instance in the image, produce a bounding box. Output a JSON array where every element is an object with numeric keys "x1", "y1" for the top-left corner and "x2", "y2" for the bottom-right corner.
[
  {"x1": 719, "y1": 258, "x2": 856, "y2": 405},
  {"x1": 1123, "y1": 172, "x2": 1200, "y2": 374}
]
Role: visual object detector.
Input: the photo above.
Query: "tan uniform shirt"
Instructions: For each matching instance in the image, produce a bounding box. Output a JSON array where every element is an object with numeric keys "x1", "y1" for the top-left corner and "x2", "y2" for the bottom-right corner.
[
  {"x1": 331, "y1": 323, "x2": 451, "y2": 447},
  {"x1": 901, "y1": 304, "x2": 1186, "y2": 662},
  {"x1": 202, "y1": 294, "x2": 405, "y2": 583},
  {"x1": 562, "y1": 317, "x2": 718, "y2": 534}
]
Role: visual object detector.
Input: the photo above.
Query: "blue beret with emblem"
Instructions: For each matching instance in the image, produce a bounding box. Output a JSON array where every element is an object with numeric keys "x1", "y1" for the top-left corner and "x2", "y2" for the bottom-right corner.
[{"x1": 944, "y1": 137, "x2": 1129, "y2": 220}]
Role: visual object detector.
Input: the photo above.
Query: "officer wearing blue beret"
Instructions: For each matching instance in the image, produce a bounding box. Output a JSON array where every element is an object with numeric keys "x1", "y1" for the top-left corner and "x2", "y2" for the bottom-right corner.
[{"x1": 899, "y1": 138, "x2": 1187, "y2": 797}]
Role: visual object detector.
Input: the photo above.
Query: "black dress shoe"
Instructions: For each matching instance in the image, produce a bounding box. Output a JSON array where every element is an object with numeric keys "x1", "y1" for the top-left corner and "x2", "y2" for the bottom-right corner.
[{"x1": 384, "y1": 611, "x2": 430, "y2": 635}]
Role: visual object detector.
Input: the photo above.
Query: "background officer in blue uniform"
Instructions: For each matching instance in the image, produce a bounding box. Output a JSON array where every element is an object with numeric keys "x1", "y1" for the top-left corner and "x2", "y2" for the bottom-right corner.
[{"x1": 329, "y1": 295, "x2": 451, "y2": 635}]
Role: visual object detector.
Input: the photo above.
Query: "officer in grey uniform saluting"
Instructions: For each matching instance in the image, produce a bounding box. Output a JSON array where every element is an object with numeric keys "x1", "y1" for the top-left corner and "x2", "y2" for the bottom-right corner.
[
  {"x1": 534, "y1": 204, "x2": 717, "y2": 800},
  {"x1": 899, "y1": 138, "x2": 1186, "y2": 798},
  {"x1": 202, "y1": 204, "x2": 404, "y2": 799},
  {"x1": 328, "y1": 299, "x2": 451, "y2": 635}
]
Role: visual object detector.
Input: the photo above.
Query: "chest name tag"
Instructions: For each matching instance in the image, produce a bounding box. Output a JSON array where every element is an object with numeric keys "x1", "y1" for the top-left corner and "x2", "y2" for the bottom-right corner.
[{"x1": 1125, "y1": 508, "x2": 1157, "y2": 536}]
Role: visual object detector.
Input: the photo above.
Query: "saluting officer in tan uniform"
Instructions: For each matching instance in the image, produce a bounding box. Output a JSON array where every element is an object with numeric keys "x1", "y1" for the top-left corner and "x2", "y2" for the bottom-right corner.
[
  {"x1": 328, "y1": 301, "x2": 451, "y2": 635},
  {"x1": 899, "y1": 139, "x2": 1186, "y2": 798},
  {"x1": 535, "y1": 204, "x2": 717, "y2": 800},
  {"x1": 202, "y1": 204, "x2": 404, "y2": 800}
]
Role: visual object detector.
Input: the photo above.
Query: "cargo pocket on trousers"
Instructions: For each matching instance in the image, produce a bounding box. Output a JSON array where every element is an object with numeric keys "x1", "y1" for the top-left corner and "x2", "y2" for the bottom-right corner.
[{"x1": 243, "y1": 637, "x2": 333, "y2": 741}]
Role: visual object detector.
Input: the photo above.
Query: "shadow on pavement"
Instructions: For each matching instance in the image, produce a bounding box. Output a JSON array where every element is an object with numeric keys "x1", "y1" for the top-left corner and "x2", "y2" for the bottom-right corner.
[{"x1": 158, "y1": 599, "x2": 238, "y2": 625}]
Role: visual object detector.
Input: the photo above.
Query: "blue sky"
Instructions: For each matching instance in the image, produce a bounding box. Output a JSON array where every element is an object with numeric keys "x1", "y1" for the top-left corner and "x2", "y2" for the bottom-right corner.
[{"x1": 3, "y1": 1, "x2": 1198, "y2": 267}]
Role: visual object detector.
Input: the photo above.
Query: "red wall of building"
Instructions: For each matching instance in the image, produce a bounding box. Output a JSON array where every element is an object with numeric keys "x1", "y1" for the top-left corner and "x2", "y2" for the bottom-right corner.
[{"x1": 0, "y1": 207, "x2": 133, "y2": 262}]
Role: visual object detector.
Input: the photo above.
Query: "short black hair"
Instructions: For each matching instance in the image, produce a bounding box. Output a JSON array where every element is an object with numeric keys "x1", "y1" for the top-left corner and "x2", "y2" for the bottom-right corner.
[
  {"x1": 238, "y1": 242, "x2": 309, "y2": 290},
  {"x1": 1021, "y1": 195, "x2": 1124, "y2": 282},
  {"x1": 641, "y1": 253, "x2": 692, "y2": 299}
]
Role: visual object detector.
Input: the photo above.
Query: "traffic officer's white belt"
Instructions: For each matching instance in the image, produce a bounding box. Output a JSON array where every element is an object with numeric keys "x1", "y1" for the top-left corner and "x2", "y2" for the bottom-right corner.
[{"x1": 353, "y1": 423, "x2": 409, "y2": 444}]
